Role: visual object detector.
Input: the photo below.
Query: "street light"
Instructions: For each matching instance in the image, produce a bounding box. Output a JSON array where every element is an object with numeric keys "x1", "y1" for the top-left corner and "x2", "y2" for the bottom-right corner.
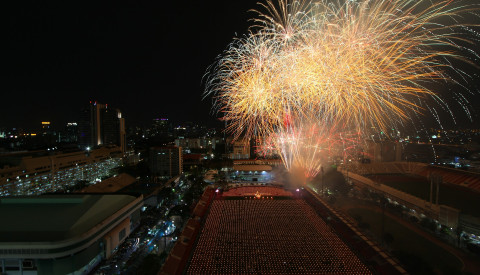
[{"x1": 321, "y1": 166, "x2": 324, "y2": 196}]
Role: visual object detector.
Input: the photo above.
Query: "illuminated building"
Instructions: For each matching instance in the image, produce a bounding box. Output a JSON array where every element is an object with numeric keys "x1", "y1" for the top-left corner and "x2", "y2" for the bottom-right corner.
[
  {"x1": 78, "y1": 101, "x2": 126, "y2": 153},
  {"x1": 230, "y1": 164, "x2": 273, "y2": 182},
  {"x1": 152, "y1": 118, "x2": 171, "y2": 138},
  {"x1": 225, "y1": 137, "x2": 250, "y2": 159},
  {"x1": 233, "y1": 159, "x2": 283, "y2": 166},
  {"x1": 40, "y1": 121, "x2": 55, "y2": 139},
  {"x1": 60, "y1": 122, "x2": 78, "y2": 143},
  {"x1": 0, "y1": 194, "x2": 143, "y2": 275},
  {"x1": 174, "y1": 137, "x2": 222, "y2": 151},
  {"x1": 0, "y1": 147, "x2": 123, "y2": 196},
  {"x1": 40, "y1": 122, "x2": 50, "y2": 130}
]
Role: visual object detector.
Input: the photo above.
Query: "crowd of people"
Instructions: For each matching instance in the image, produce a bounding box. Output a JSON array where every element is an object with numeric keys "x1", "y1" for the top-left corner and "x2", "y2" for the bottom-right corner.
[
  {"x1": 187, "y1": 195, "x2": 372, "y2": 274},
  {"x1": 221, "y1": 186, "x2": 294, "y2": 197}
]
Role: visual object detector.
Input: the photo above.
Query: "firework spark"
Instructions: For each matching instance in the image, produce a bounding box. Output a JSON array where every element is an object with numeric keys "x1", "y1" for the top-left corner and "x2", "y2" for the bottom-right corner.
[
  {"x1": 275, "y1": 121, "x2": 332, "y2": 178},
  {"x1": 205, "y1": 0, "x2": 480, "y2": 177}
]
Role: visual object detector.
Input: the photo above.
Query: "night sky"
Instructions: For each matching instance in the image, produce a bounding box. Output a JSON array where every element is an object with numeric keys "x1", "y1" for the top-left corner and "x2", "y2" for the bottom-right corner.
[
  {"x1": 4, "y1": 0, "x2": 480, "y2": 131},
  {"x1": 4, "y1": 0, "x2": 259, "y2": 130}
]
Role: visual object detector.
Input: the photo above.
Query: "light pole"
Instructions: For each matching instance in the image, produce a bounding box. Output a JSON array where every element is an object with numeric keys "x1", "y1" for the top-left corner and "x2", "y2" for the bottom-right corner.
[
  {"x1": 381, "y1": 194, "x2": 386, "y2": 245},
  {"x1": 163, "y1": 231, "x2": 167, "y2": 252},
  {"x1": 321, "y1": 166, "x2": 324, "y2": 196}
]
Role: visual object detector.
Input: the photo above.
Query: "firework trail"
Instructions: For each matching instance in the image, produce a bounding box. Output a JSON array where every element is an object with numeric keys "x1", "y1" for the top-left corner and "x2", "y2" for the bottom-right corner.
[
  {"x1": 275, "y1": 121, "x2": 333, "y2": 178},
  {"x1": 205, "y1": 0, "x2": 480, "y2": 177}
]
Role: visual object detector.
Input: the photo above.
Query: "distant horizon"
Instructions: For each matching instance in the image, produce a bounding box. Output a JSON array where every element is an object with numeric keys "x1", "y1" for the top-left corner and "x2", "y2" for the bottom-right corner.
[
  {"x1": 3, "y1": 0, "x2": 480, "y2": 136},
  {"x1": 3, "y1": 0, "x2": 260, "y2": 133},
  {"x1": 0, "y1": 98, "x2": 224, "y2": 131},
  {"x1": 0, "y1": 115, "x2": 224, "y2": 132}
]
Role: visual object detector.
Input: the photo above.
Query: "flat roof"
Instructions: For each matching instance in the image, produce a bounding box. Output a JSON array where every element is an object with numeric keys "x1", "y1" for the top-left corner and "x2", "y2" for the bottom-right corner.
[
  {"x1": 79, "y1": 173, "x2": 136, "y2": 193},
  {"x1": 233, "y1": 164, "x2": 272, "y2": 171},
  {"x1": 0, "y1": 194, "x2": 138, "y2": 242}
]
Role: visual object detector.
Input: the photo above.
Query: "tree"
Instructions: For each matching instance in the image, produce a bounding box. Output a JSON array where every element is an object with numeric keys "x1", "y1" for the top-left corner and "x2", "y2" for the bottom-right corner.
[
  {"x1": 136, "y1": 254, "x2": 162, "y2": 275},
  {"x1": 420, "y1": 218, "x2": 436, "y2": 232},
  {"x1": 409, "y1": 215, "x2": 419, "y2": 223},
  {"x1": 157, "y1": 187, "x2": 173, "y2": 204},
  {"x1": 217, "y1": 179, "x2": 228, "y2": 190},
  {"x1": 328, "y1": 195, "x2": 337, "y2": 204},
  {"x1": 117, "y1": 160, "x2": 150, "y2": 178},
  {"x1": 169, "y1": 204, "x2": 190, "y2": 218},
  {"x1": 455, "y1": 225, "x2": 463, "y2": 247},
  {"x1": 311, "y1": 173, "x2": 323, "y2": 189},
  {"x1": 323, "y1": 169, "x2": 351, "y2": 196},
  {"x1": 213, "y1": 171, "x2": 228, "y2": 190}
]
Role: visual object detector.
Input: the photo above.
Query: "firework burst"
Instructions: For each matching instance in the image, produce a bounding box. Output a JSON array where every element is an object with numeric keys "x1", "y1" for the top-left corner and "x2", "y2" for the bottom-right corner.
[{"x1": 204, "y1": 0, "x2": 480, "y2": 176}]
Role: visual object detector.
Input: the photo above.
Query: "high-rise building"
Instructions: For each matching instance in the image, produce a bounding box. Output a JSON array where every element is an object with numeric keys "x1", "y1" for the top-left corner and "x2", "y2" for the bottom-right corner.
[
  {"x1": 151, "y1": 118, "x2": 171, "y2": 138},
  {"x1": 149, "y1": 146, "x2": 183, "y2": 179},
  {"x1": 78, "y1": 101, "x2": 126, "y2": 153},
  {"x1": 59, "y1": 122, "x2": 78, "y2": 143},
  {"x1": 40, "y1": 121, "x2": 55, "y2": 137},
  {"x1": 41, "y1": 121, "x2": 50, "y2": 131},
  {"x1": 225, "y1": 137, "x2": 250, "y2": 159}
]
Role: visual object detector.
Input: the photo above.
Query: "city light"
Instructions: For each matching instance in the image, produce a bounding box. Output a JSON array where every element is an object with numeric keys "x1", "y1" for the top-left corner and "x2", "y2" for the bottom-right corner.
[{"x1": 0, "y1": 157, "x2": 122, "y2": 196}]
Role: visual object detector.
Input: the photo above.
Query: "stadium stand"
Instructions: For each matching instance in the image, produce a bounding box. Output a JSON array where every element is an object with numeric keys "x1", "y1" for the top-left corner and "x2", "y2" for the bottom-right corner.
[{"x1": 348, "y1": 162, "x2": 480, "y2": 193}]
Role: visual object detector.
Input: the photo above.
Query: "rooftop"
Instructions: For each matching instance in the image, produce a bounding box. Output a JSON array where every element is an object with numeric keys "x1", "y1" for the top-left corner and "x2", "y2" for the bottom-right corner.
[
  {"x1": 0, "y1": 194, "x2": 138, "y2": 242},
  {"x1": 79, "y1": 173, "x2": 136, "y2": 193}
]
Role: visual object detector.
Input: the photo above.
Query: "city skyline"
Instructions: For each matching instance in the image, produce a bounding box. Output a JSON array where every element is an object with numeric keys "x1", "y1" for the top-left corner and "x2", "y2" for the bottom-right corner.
[
  {"x1": 4, "y1": 0, "x2": 260, "y2": 130},
  {"x1": 4, "y1": 0, "x2": 480, "y2": 132}
]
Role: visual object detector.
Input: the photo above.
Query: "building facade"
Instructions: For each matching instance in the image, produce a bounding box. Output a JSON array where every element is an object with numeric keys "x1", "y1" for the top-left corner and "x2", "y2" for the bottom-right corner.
[
  {"x1": 174, "y1": 137, "x2": 222, "y2": 152},
  {"x1": 230, "y1": 164, "x2": 273, "y2": 182},
  {"x1": 149, "y1": 146, "x2": 183, "y2": 179},
  {"x1": 0, "y1": 147, "x2": 123, "y2": 196},
  {"x1": 364, "y1": 140, "x2": 403, "y2": 162},
  {"x1": 230, "y1": 139, "x2": 250, "y2": 160},
  {"x1": 78, "y1": 102, "x2": 126, "y2": 153}
]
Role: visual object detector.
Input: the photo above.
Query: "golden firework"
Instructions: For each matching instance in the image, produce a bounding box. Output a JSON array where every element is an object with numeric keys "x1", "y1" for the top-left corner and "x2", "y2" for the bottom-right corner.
[{"x1": 204, "y1": 0, "x2": 479, "y2": 176}]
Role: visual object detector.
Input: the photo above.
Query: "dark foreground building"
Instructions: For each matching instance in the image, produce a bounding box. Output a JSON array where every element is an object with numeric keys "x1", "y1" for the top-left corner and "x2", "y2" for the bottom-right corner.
[{"x1": 0, "y1": 194, "x2": 143, "y2": 275}]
